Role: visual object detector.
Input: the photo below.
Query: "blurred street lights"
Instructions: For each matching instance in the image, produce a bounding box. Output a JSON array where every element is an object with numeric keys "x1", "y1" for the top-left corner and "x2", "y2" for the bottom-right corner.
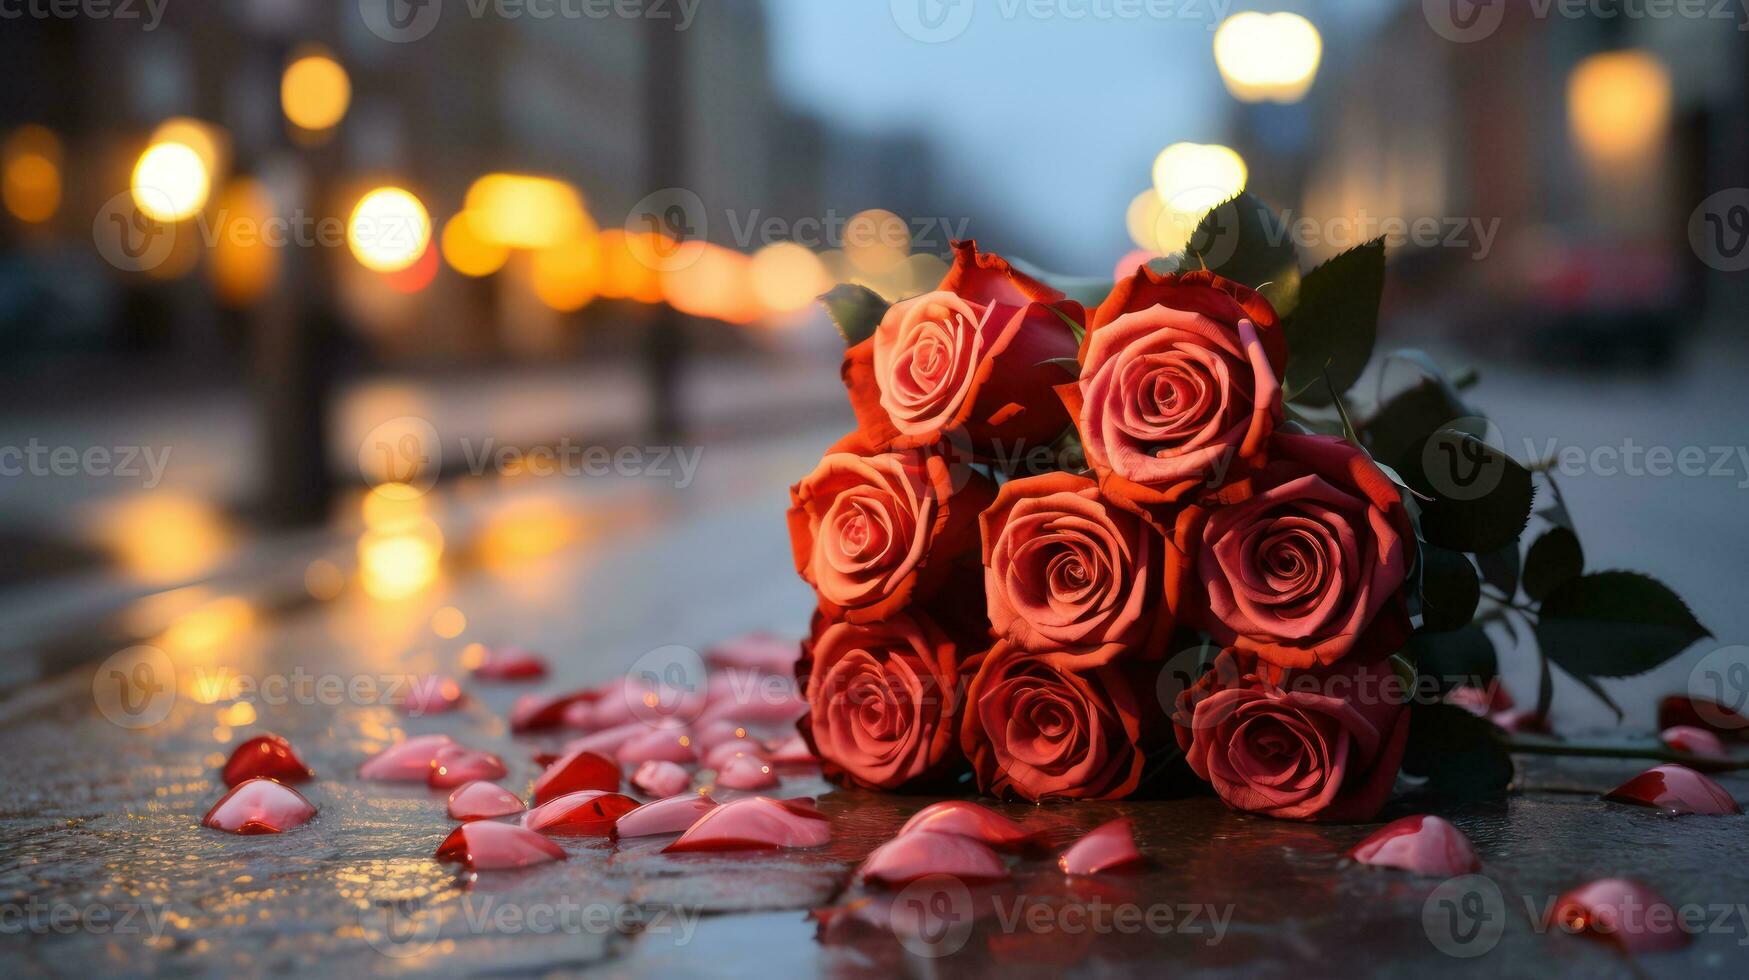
[{"x1": 1213, "y1": 12, "x2": 1322, "y2": 104}]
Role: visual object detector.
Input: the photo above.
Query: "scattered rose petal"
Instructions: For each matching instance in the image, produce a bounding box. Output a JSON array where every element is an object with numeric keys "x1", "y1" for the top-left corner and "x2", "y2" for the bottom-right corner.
[
  {"x1": 532, "y1": 747, "x2": 621, "y2": 805},
  {"x1": 447, "y1": 781, "x2": 524, "y2": 822},
  {"x1": 522, "y1": 790, "x2": 642, "y2": 836},
  {"x1": 1604, "y1": 763, "x2": 1740, "y2": 815},
  {"x1": 435, "y1": 821, "x2": 565, "y2": 871},
  {"x1": 615, "y1": 793, "x2": 718, "y2": 838},
  {"x1": 715, "y1": 754, "x2": 779, "y2": 790},
  {"x1": 765, "y1": 734, "x2": 816, "y2": 765},
  {"x1": 221, "y1": 733, "x2": 314, "y2": 787},
  {"x1": 698, "y1": 690, "x2": 806, "y2": 726},
  {"x1": 427, "y1": 746, "x2": 509, "y2": 788},
  {"x1": 1058, "y1": 818, "x2": 1143, "y2": 875},
  {"x1": 694, "y1": 719, "x2": 754, "y2": 750},
  {"x1": 510, "y1": 690, "x2": 594, "y2": 733},
  {"x1": 664, "y1": 796, "x2": 830, "y2": 852},
  {"x1": 1657, "y1": 695, "x2": 1749, "y2": 741},
  {"x1": 402, "y1": 675, "x2": 466, "y2": 716},
  {"x1": 897, "y1": 801, "x2": 1038, "y2": 852},
  {"x1": 1446, "y1": 681, "x2": 1513, "y2": 717},
  {"x1": 359, "y1": 734, "x2": 455, "y2": 781},
  {"x1": 471, "y1": 646, "x2": 549, "y2": 681},
  {"x1": 859, "y1": 830, "x2": 1009, "y2": 886},
  {"x1": 632, "y1": 760, "x2": 691, "y2": 798},
  {"x1": 705, "y1": 632, "x2": 799, "y2": 673},
  {"x1": 561, "y1": 723, "x2": 647, "y2": 759},
  {"x1": 702, "y1": 739, "x2": 764, "y2": 771},
  {"x1": 1346, "y1": 815, "x2": 1481, "y2": 876},
  {"x1": 1549, "y1": 878, "x2": 1689, "y2": 953},
  {"x1": 203, "y1": 778, "x2": 317, "y2": 834},
  {"x1": 1660, "y1": 726, "x2": 1728, "y2": 761},
  {"x1": 617, "y1": 726, "x2": 699, "y2": 765}
]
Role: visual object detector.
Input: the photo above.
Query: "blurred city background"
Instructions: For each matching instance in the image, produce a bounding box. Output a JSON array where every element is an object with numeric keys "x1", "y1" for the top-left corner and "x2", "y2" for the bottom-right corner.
[{"x1": 1, "y1": 0, "x2": 1745, "y2": 729}]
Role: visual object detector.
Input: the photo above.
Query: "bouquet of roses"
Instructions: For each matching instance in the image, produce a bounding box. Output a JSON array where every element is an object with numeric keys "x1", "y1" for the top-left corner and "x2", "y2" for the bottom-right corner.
[{"x1": 787, "y1": 194, "x2": 1712, "y2": 821}]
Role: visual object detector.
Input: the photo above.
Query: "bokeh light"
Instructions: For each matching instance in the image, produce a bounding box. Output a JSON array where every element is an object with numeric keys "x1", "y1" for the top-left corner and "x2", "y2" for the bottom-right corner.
[
  {"x1": 281, "y1": 52, "x2": 351, "y2": 132},
  {"x1": 209, "y1": 178, "x2": 279, "y2": 306},
  {"x1": 1151, "y1": 142, "x2": 1248, "y2": 220},
  {"x1": 358, "y1": 517, "x2": 444, "y2": 601},
  {"x1": 132, "y1": 141, "x2": 211, "y2": 222},
  {"x1": 440, "y1": 211, "x2": 509, "y2": 277},
  {"x1": 843, "y1": 208, "x2": 909, "y2": 275},
  {"x1": 2, "y1": 125, "x2": 61, "y2": 224},
  {"x1": 150, "y1": 117, "x2": 226, "y2": 177},
  {"x1": 94, "y1": 493, "x2": 233, "y2": 586},
  {"x1": 597, "y1": 229, "x2": 665, "y2": 303},
  {"x1": 750, "y1": 242, "x2": 831, "y2": 315},
  {"x1": 464, "y1": 173, "x2": 587, "y2": 249},
  {"x1": 663, "y1": 243, "x2": 758, "y2": 324},
  {"x1": 348, "y1": 186, "x2": 431, "y2": 273},
  {"x1": 1568, "y1": 50, "x2": 1671, "y2": 165},
  {"x1": 530, "y1": 229, "x2": 603, "y2": 312},
  {"x1": 1213, "y1": 12, "x2": 1322, "y2": 104}
]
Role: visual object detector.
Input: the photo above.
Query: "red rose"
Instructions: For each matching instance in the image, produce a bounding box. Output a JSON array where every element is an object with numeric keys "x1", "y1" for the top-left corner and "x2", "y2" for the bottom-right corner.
[
  {"x1": 787, "y1": 439, "x2": 996, "y2": 623},
  {"x1": 796, "y1": 612, "x2": 967, "y2": 791},
  {"x1": 959, "y1": 642, "x2": 1152, "y2": 802},
  {"x1": 843, "y1": 241, "x2": 1081, "y2": 460},
  {"x1": 1060, "y1": 268, "x2": 1285, "y2": 514},
  {"x1": 1181, "y1": 432, "x2": 1413, "y2": 670},
  {"x1": 980, "y1": 472, "x2": 1174, "y2": 666},
  {"x1": 1173, "y1": 649, "x2": 1410, "y2": 821}
]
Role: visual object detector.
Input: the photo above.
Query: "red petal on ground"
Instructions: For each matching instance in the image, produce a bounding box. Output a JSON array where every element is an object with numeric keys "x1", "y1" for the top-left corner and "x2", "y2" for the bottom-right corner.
[
  {"x1": 1549, "y1": 878, "x2": 1690, "y2": 953},
  {"x1": 897, "y1": 800, "x2": 1039, "y2": 852},
  {"x1": 1660, "y1": 725, "x2": 1729, "y2": 761},
  {"x1": 532, "y1": 747, "x2": 621, "y2": 804},
  {"x1": 221, "y1": 734, "x2": 314, "y2": 787},
  {"x1": 446, "y1": 781, "x2": 524, "y2": 822},
  {"x1": 715, "y1": 754, "x2": 779, "y2": 791},
  {"x1": 663, "y1": 796, "x2": 830, "y2": 852},
  {"x1": 615, "y1": 793, "x2": 718, "y2": 838},
  {"x1": 427, "y1": 746, "x2": 509, "y2": 788},
  {"x1": 1058, "y1": 818, "x2": 1143, "y2": 875},
  {"x1": 1346, "y1": 815, "x2": 1481, "y2": 876},
  {"x1": 202, "y1": 778, "x2": 317, "y2": 834},
  {"x1": 509, "y1": 690, "x2": 595, "y2": 733},
  {"x1": 858, "y1": 830, "x2": 1009, "y2": 886},
  {"x1": 521, "y1": 790, "x2": 642, "y2": 836},
  {"x1": 401, "y1": 676, "x2": 466, "y2": 716},
  {"x1": 434, "y1": 821, "x2": 565, "y2": 870},
  {"x1": 470, "y1": 646, "x2": 549, "y2": 681},
  {"x1": 359, "y1": 734, "x2": 455, "y2": 781},
  {"x1": 616, "y1": 726, "x2": 700, "y2": 765},
  {"x1": 1604, "y1": 764, "x2": 1740, "y2": 815},
  {"x1": 631, "y1": 760, "x2": 692, "y2": 798},
  {"x1": 704, "y1": 633, "x2": 800, "y2": 673}
]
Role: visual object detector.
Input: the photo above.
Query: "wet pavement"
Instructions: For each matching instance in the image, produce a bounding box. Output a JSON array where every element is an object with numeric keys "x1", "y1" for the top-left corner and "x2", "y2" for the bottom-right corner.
[{"x1": 3, "y1": 344, "x2": 1749, "y2": 976}]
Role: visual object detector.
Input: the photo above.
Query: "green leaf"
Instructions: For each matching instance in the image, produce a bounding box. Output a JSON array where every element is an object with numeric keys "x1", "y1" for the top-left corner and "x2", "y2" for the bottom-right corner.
[
  {"x1": 1521, "y1": 527, "x2": 1583, "y2": 601},
  {"x1": 1476, "y1": 542, "x2": 1521, "y2": 598},
  {"x1": 819, "y1": 283, "x2": 889, "y2": 346},
  {"x1": 1282, "y1": 239, "x2": 1385, "y2": 405},
  {"x1": 1364, "y1": 378, "x2": 1468, "y2": 470},
  {"x1": 1046, "y1": 304, "x2": 1087, "y2": 346},
  {"x1": 1536, "y1": 571, "x2": 1711, "y2": 678},
  {"x1": 1401, "y1": 702, "x2": 1514, "y2": 799},
  {"x1": 1407, "y1": 625, "x2": 1497, "y2": 692},
  {"x1": 1419, "y1": 545, "x2": 1481, "y2": 633},
  {"x1": 1402, "y1": 431, "x2": 1535, "y2": 554},
  {"x1": 1036, "y1": 357, "x2": 1080, "y2": 378},
  {"x1": 1174, "y1": 191, "x2": 1300, "y2": 312}
]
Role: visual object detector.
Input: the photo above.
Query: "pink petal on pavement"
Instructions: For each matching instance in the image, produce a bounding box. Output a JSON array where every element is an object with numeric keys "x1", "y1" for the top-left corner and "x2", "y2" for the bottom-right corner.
[
  {"x1": 359, "y1": 734, "x2": 455, "y2": 782},
  {"x1": 615, "y1": 793, "x2": 719, "y2": 838},
  {"x1": 664, "y1": 796, "x2": 830, "y2": 852},
  {"x1": 1058, "y1": 818, "x2": 1143, "y2": 875},
  {"x1": 1346, "y1": 815, "x2": 1481, "y2": 877},
  {"x1": 1604, "y1": 764, "x2": 1740, "y2": 815},
  {"x1": 1549, "y1": 878, "x2": 1690, "y2": 953},
  {"x1": 446, "y1": 781, "x2": 524, "y2": 822},
  {"x1": 898, "y1": 800, "x2": 1039, "y2": 852},
  {"x1": 532, "y1": 747, "x2": 621, "y2": 805},
  {"x1": 715, "y1": 754, "x2": 779, "y2": 791},
  {"x1": 203, "y1": 778, "x2": 317, "y2": 834},
  {"x1": 435, "y1": 821, "x2": 565, "y2": 871},
  {"x1": 859, "y1": 830, "x2": 1009, "y2": 886},
  {"x1": 632, "y1": 760, "x2": 692, "y2": 798}
]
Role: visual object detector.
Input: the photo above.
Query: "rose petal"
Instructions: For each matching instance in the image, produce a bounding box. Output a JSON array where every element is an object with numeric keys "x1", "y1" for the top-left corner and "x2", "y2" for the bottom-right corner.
[
  {"x1": 897, "y1": 800, "x2": 1038, "y2": 851},
  {"x1": 434, "y1": 821, "x2": 565, "y2": 870},
  {"x1": 617, "y1": 726, "x2": 700, "y2": 765},
  {"x1": 427, "y1": 745, "x2": 508, "y2": 788},
  {"x1": 1058, "y1": 818, "x2": 1143, "y2": 875},
  {"x1": 521, "y1": 790, "x2": 642, "y2": 836},
  {"x1": 1603, "y1": 764, "x2": 1740, "y2": 815},
  {"x1": 663, "y1": 796, "x2": 830, "y2": 852},
  {"x1": 446, "y1": 781, "x2": 524, "y2": 822},
  {"x1": 532, "y1": 748, "x2": 621, "y2": 805},
  {"x1": 631, "y1": 760, "x2": 692, "y2": 798},
  {"x1": 470, "y1": 645, "x2": 549, "y2": 681},
  {"x1": 1660, "y1": 726, "x2": 1728, "y2": 761},
  {"x1": 222, "y1": 733, "x2": 314, "y2": 787},
  {"x1": 402, "y1": 675, "x2": 466, "y2": 715},
  {"x1": 1549, "y1": 878, "x2": 1689, "y2": 953},
  {"x1": 858, "y1": 830, "x2": 1009, "y2": 886},
  {"x1": 705, "y1": 633, "x2": 799, "y2": 673},
  {"x1": 715, "y1": 754, "x2": 779, "y2": 791},
  {"x1": 614, "y1": 793, "x2": 719, "y2": 838},
  {"x1": 202, "y1": 778, "x2": 317, "y2": 834},
  {"x1": 359, "y1": 734, "x2": 455, "y2": 782},
  {"x1": 1346, "y1": 815, "x2": 1481, "y2": 877}
]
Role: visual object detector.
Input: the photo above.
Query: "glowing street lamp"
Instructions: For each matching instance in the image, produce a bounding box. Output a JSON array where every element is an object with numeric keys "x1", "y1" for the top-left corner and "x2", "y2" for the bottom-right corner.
[
  {"x1": 132, "y1": 141, "x2": 211, "y2": 221},
  {"x1": 1568, "y1": 50, "x2": 1671, "y2": 165},
  {"x1": 348, "y1": 187, "x2": 431, "y2": 273},
  {"x1": 1213, "y1": 12, "x2": 1322, "y2": 104},
  {"x1": 281, "y1": 51, "x2": 351, "y2": 132}
]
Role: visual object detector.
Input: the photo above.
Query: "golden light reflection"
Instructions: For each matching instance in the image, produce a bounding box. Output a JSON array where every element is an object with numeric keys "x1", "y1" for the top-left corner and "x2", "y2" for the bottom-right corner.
[
  {"x1": 220, "y1": 702, "x2": 257, "y2": 727},
  {"x1": 359, "y1": 516, "x2": 444, "y2": 601},
  {"x1": 1568, "y1": 50, "x2": 1671, "y2": 164},
  {"x1": 1213, "y1": 12, "x2": 1322, "y2": 104},
  {"x1": 96, "y1": 494, "x2": 233, "y2": 585},
  {"x1": 530, "y1": 229, "x2": 603, "y2": 312},
  {"x1": 431, "y1": 606, "x2": 466, "y2": 638},
  {"x1": 281, "y1": 51, "x2": 351, "y2": 132},
  {"x1": 843, "y1": 209, "x2": 909, "y2": 275},
  {"x1": 749, "y1": 242, "x2": 830, "y2": 315},
  {"x1": 662, "y1": 243, "x2": 757, "y2": 324},
  {"x1": 348, "y1": 187, "x2": 430, "y2": 273},
  {"x1": 2, "y1": 125, "x2": 61, "y2": 224},
  {"x1": 362, "y1": 482, "x2": 428, "y2": 529},
  {"x1": 159, "y1": 597, "x2": 255, "y2": 657},
  {"x1": 150, "y1": 117, "x2": 227, "y2": 178},
  {"x1": 463, "y1": 173, "x2": 587, "y2": 249},
  {"x1": 209, "y1": 177, "x2": 279, "y2": 306},
  {"x1": 440, "y1": 211, "x2": 509, "y2": 277},
  {"x1": 132, "y1": 141, "x2": 210, "y2": 222},
  {"x1": 477, "y1": 497, "x2": 581, "y2": 572},
  {"x1": 596, "y1": 229, "x2": 665, "y2": 302}
]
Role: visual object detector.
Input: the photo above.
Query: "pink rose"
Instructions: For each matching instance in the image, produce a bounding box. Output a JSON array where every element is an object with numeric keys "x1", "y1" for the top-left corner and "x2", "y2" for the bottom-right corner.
[
  {"x1": 787, "y1": 435, "x2": 995, "y2": 623},
  {"x1": 797, "y1": 612, "x2": 966, "y2": 791},
  {"x1": 843, "y1": 241, "x2": 1081, "y2": 459},
  {"x1": 980, "y1": 471, "x2": 1174, "y2": 666},
  {"x1": 1173, "y1": 650, "x2": 1410, "y2": 821},
  {"x1": 959, "y1": 642, "x2": 1154, "y2": 802},
  {"x1": 1062, "y1": 268, "x2": 1286, "y2": 513},
  {"x1": 1185, "y1": 432, "x2": 1414, "y2": 670}
]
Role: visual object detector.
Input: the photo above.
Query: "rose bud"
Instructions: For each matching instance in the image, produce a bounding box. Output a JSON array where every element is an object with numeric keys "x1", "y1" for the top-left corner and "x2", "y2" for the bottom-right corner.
[
  {"x1": 1173, "y1": 649, "x2": 1411, "y2": 821},
  {"x1": 980, "y1": 472, "x2": 1176, "y2": 667},
  {"x1": 1063, "y1": 267, "x2": 1286, "y2": 514},
  {"x1": 959, "y1": 641, "x2": 1156, "y2": 802},
  {"x1": 788, "y1": 439, "x2": 996, "y2": 624},
  {"x1": 796, "y1": 612, "x2": 969, "y2": 792},
  {"x1": 1180, "y1": 432, "x2": 1413, "y2": 670},
  {"x1": 842, "y1": 240, "x2": 1081, "y2": 463}
]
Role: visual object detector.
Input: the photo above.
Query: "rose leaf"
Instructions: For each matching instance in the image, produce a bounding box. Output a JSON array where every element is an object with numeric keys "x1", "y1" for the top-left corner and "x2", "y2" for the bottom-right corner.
[
  {"x1": 1534, "y1": 571, "x2": 1711, "y2": 679},
  {"x1": 1282, "y1": 238, "x2": 1385, "y2": 406},
  {"x1": 1520, "y1": 526, "x2": 1584, "y2": 601},
  {"x1": 819, "y1": 283, "x2": 889, "y2": 347}
]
